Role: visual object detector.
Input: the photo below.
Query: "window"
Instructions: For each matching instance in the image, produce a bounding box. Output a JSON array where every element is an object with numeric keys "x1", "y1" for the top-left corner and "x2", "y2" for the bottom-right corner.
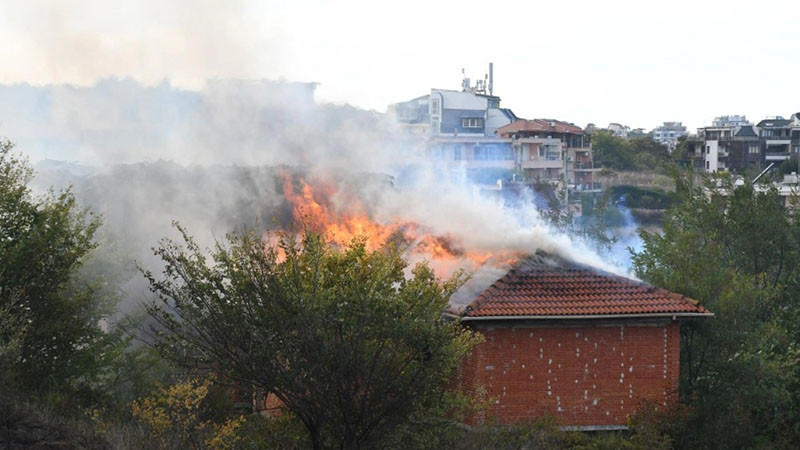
[
  {"x1": 749, "y1": 144, "x2": 760, "y2": 154},
  {"x1": 431, "y1": 118, "x2": 440, "y2": 132},
  {"x1": 762, "y1": 129, "x2": 773, "y2": 137},
  {"x1": 473, "y1": 146, "x2": 512, "y2": 160},
  {"x1": 462, "y1": 118, "x2": 483, "y2": 129},
  {"x1": 454, "y1": 145, "x2": 463, "y2": 160},
  {"x1": 430, "y1": 99, "x2": 440, "y2": 116}
]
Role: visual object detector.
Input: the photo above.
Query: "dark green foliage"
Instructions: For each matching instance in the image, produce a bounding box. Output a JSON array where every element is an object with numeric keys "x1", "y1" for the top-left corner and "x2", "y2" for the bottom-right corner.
[
  {"x1": 591, "y1": 131, "x2": 671, "y2": 172},
  {"x1": 609, "y1": 185, "x2": 674, "y2": 210},
  {"x1": 777, "y1": 155, "x2": 800, "y2": 177},
  {"x1": 0, "y1": 140, "x2": 119, "y2": 396},
  {"x1": 143, "y1": 226, "x2": 481, "y2": 449},
  {"x1": 632, "y1": 171, "x2": 800, "y2": 449}
]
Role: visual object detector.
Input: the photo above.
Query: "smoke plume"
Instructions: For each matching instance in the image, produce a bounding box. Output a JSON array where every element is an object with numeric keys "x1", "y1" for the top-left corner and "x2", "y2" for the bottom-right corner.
[{"x1": 3, "y1": 79, "x2": 630, "y2": 312}]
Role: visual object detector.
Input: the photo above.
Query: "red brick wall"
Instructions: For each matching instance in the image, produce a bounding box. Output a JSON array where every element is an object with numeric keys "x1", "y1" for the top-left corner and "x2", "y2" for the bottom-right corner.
[{"x1": 457, "y1": 320, "x2": 681, "y2": 427}]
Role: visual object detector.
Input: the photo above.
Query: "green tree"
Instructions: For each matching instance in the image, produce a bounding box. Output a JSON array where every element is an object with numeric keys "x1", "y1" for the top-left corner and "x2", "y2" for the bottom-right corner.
[
  {"x1": 143, "y1": 226, "x2": 480, "y2": 450},
  {"x1": 591, "y1": 130, "x2": 635, "y2": 170},
  {"x1": 0, "y1": 140, "x2": 117, "y2": 394},
  {"x1": 632, "y1": 171, "x2": 800, "y2": 449}
]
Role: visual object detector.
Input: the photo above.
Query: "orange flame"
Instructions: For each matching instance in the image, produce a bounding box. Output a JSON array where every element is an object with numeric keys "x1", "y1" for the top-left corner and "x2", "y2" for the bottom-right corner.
[{"x1": 277, "y1": 170, "x2": 519, "y2": 278}]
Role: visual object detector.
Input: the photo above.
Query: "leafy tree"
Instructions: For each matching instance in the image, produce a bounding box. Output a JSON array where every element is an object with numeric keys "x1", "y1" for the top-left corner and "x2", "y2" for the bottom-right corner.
[
  {"x1": 0, "y1": 140, "x2": 117, "y2": 394},
  {"x1": 591, "y1": 131, "x2": 672, "y2": 172},
  {"x1": 632, "y1": 171, "x2": 800, "y2": 448},
  {"x1": 591, "y1": 130, "x2": 635, "y2": 170},
  {"x1": 143, "y1": 226, "x2": 480, "y2": 450}
]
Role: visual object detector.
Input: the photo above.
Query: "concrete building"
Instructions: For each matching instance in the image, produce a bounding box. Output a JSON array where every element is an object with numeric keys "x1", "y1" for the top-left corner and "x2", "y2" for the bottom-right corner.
[
  {"x1": 688, "y1": 112, "x2": 800, "y2": 174},
  {"x1": 757, "y1": 116, "x2": 797, "y2": 163},
  {"x1": 606, "y1": 123, "x2": 630, "y2": 139},
  {"x1": 389, "y1": 64, "x2": 520, "y2": 171},
  {"x1": 497, "y1": 119, "x2": 600, "y2": 193},
  {"x1": 686, "y1": 123, "x2": 761, "y2": 173},
  {"x1": 452, "y1": 252, "x2": 711, "y2": 428},
  {"x1": 652, "y1": 122, "x2": 688, "y2": 150},
  {"x1": 712, "y1": 115, "x2": 750, "y2": 127}
]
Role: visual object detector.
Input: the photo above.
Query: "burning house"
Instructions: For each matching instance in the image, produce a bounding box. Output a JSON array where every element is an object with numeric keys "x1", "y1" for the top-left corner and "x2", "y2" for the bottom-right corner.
[
  {"x1": 273, "y1": 167, "x2": 707, "y2": 430},
  {"x1": 449, "y1": 252, "x2": 711, "y2": 429}
]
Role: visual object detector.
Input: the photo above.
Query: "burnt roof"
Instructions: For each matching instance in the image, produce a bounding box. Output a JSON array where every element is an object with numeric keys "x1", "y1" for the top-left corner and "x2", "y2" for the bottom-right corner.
[{"x1": 462, "y1": 252, "x2": 711, "y2": 320}]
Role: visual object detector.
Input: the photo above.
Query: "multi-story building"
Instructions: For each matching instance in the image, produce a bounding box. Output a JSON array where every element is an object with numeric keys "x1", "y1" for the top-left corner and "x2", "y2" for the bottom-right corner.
[
  {"x1": 607, "y1": 123, "x2": 630, "y2": 139},
  {"x1": 712, "y1": 115, "x2": 750, "y2": 127},
  {"x1": 686, "y1": 124, "x2": 761, "y2": 173},
  {"x1": 652, "y1": 122, "x2": 688, "y2": 150},
  {"x1": 757, "y1": 116, "x2": 797, "y2": 163},
  {"x1": 688, "y1": 113, "x2": 800, "y2": 174},
  {"x1": 389, "y1": 64, "x2": 520, "y2": 171},
  {"x1": 497, "y1": 119, "x2": 600, "y2": 192}
]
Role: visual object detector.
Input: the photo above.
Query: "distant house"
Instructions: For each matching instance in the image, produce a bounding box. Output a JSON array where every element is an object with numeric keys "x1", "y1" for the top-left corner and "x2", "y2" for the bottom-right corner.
[
  {"x1": 451, "y1": 253, "x2": 711, "y2": 429},
  {"x1": 606, "y1": 123, "x2": 630, "y2": 139},
  {"x1": 497, "y1": 119, "x2": 600, "y2": 193},
  {"x1": 388, "y1": 65, "x2": 520, "y2": 173},
  {"x1": 687, "y1": 122, "x2": 761, "y2": 173},
  {"x1": 688, "y1": 113, "x2": 800, "y2": 174},
  {"x1": 757, "y1": 116, "x2": 797, "y2": 162},
  {"x1": 652, "y1": 122, "x2": 688, "y2": 151}
]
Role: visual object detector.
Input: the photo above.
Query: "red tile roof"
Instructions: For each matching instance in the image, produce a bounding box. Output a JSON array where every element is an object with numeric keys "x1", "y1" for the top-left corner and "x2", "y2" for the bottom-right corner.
[
  {"x1": 498, "y1": 119, "x2": 586, "y2": 136},
  {"x1": 462, "y1": 253, "x2": 711, "y2": 319}
]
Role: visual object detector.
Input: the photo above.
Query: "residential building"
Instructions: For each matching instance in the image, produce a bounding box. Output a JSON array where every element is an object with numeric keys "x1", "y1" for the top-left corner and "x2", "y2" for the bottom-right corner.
[
  {"x1": 652, "y1": 122, "x2": 688, "y2": 150},
  {"x1": 389, "y1": 64, "x2": 520, "y2": 171},
  {"x1": 452, "y1": 252, "x2": 712, "y2": 428},
  {"x1": 688, "y1": 112, "x2": 800, "y2": 174},
  {"x1": 497, "y1": 119, "x2": 600, "y2": 193},
  {"x1": 757, "y1": 116, "x2": 796, "y2": 163},
  {"x1": 607, "y1": 123, "x2": 630, "y2": 139},
  {"x1": 686, "y1": 123, "x2": 761, "y2": 173},
  {"x1": 712, "y1": 115, "x2": 750, "y2": 127}
]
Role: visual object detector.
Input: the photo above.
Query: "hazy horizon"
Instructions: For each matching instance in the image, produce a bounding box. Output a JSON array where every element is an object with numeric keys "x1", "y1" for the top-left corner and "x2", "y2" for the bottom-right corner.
[{"x1": 2, "y1": 0, "x2": 798, "y2": 134}]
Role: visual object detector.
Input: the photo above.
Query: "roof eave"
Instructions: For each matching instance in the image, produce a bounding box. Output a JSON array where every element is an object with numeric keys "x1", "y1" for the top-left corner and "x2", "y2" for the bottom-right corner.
[{"x1": 461, "y1": 312, "x2": 714, "y2": 321}]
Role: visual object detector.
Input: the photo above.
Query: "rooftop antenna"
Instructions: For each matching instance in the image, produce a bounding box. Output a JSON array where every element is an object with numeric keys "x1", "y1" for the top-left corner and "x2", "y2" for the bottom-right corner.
[{"x1": 489, "y1": 62, "x2": 494, "y2": 96}]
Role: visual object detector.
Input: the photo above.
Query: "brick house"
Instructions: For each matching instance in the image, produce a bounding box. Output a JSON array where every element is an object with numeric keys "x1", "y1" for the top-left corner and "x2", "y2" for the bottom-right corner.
[{"x1": 451, "y1": 253, "x2": 711, "y2": 430}]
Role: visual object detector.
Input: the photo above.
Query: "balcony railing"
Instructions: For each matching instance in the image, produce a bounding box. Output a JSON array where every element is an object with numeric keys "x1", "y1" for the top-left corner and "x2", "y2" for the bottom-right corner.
[
  {"x1": 574, "y1": 182, "x2": 603, "y2": 192},
  {"x1": 573, "y1": 162, "x2": 601, "y2": 170}
]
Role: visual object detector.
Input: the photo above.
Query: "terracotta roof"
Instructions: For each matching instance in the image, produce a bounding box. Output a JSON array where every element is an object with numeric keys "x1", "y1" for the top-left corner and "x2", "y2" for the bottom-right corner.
[
  {"x1": 462, "y1": 253, "x2": 711, "y2": 319},
  {"x1": 498, "y1": 119, "x2": 585, "y2": 136}
]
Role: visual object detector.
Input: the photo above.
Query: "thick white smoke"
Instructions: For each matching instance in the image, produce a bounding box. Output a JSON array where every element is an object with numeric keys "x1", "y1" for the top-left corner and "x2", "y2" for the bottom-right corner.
[{"x1": 4, "y1": 79, "x2": 631, "y2": 313}]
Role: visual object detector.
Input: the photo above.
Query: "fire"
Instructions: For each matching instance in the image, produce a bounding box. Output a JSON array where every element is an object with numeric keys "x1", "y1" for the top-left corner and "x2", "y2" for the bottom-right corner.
[
  {"x1": 280, "y1": 171, "x2": 409, "y2": 251},
  {"x1": 278, "y1": 170, "x2": 519, "y2": 278}
]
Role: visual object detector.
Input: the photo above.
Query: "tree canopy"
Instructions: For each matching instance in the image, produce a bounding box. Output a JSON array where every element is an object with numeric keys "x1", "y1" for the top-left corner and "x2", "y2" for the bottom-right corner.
[
  {"x1": 632, "y1": 171, "x2": 800, "y2": 449},
  {"x1": 0, "y1": 140, "x2": 117, "y2": 394},
  {"x1": 143, "y1": 226, "x2": 480, "y2": 449},
  {"x1": 591, "y1": 130, "x2": 671, "y2": 171}
]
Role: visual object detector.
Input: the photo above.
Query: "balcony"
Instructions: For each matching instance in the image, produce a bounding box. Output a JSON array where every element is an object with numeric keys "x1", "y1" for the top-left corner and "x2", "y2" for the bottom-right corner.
[
  {"x1": 573, "y1": 162, "x2": 601, "y2": 171},
  {"x1": 574, "y1": 182, "x2": 603, "y2": 193},
  {"x1": 766, "y1": 152, "x2": 792, "y2": 161},
  {"x1": 522, "y1": 158, "x2": 562, "y2": 169}
]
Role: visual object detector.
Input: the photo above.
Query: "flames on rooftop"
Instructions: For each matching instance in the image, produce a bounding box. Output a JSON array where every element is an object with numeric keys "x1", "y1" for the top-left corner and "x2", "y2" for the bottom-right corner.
[{"x1": 276, "y1": 169, "x2": 520, "y2": 282}]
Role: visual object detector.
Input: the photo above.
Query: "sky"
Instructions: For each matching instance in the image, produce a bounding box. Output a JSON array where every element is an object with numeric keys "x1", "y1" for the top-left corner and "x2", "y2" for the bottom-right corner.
[{"x1": 1, "y1": 0, "x2": 798, "y2": 131}]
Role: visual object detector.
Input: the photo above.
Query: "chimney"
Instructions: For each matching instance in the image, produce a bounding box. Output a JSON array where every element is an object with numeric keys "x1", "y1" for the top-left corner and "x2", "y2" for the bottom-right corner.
[{"x1": 489, "y1": 63, "x2": 494, "y2": 96}]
